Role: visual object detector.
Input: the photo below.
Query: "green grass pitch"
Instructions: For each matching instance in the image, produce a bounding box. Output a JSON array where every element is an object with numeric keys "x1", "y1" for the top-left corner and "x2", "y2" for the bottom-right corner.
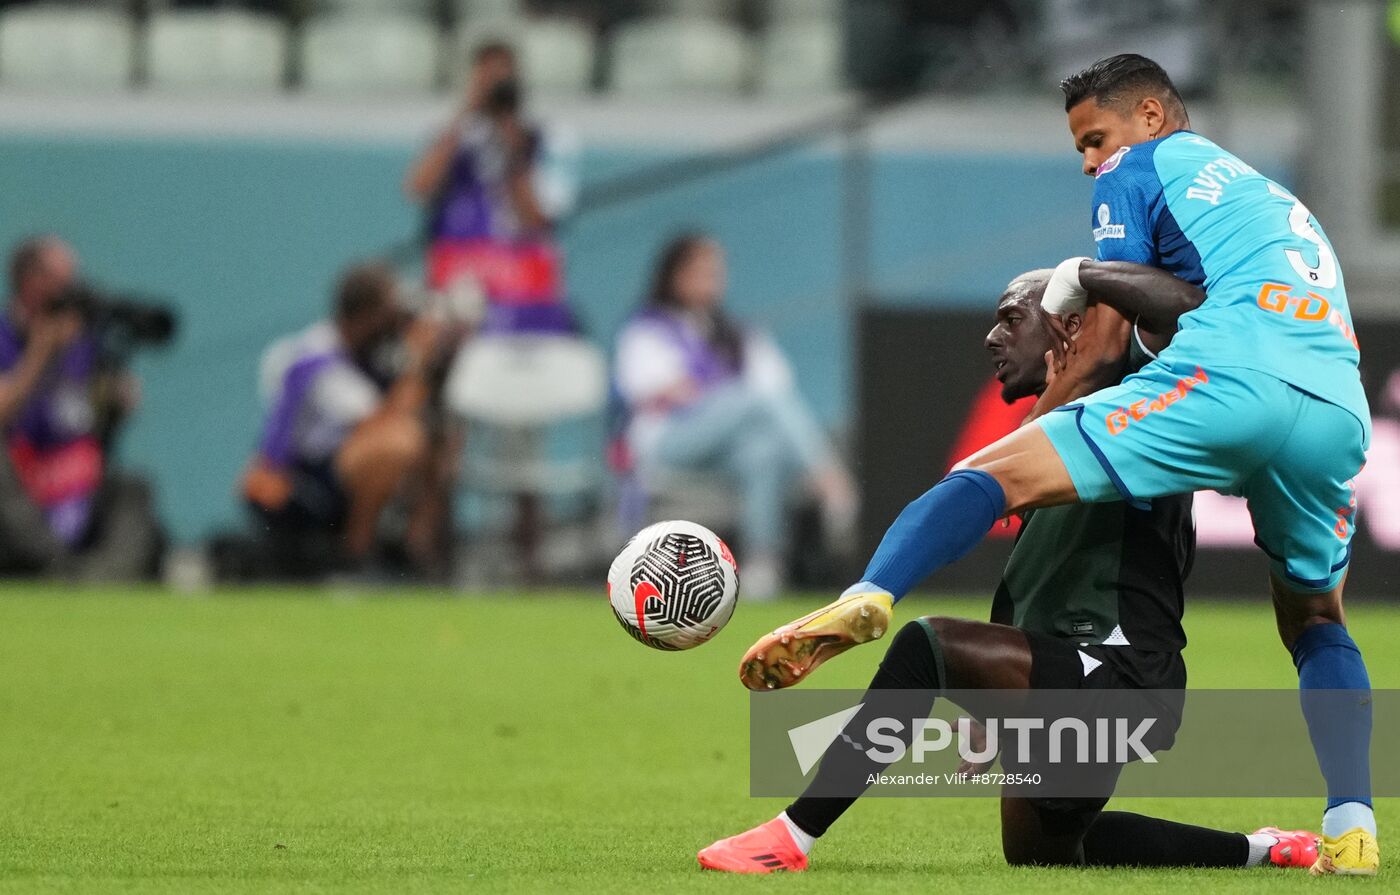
[{"x1": 0, "y1": 586, "x2": 1393, "y2": 892}]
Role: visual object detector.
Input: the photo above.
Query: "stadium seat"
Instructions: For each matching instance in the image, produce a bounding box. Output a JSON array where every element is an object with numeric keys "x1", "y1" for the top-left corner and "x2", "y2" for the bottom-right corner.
[
  {"x1": 301, "y1": 14, "x2": 441, "y2": 95},
  {"x1": 453, "y1": 0, "x2": 525, "y2": 22},
  {"x1": 447, "y1": 335, "x2": 607, "y2": 428},
  {"x1": 320, "y1": 0, "x2": 437, "y2": 16},
  {"x1": 456, "y1": 18, "x2": 589, "y2": 93},
  {"x1": 609, "y1": 17, "x2": 753, "y2": 96},
  {"x1": 759, "y1": 20, "x2": 844, "y2": 95},
  {"x1": 616, "y1": 466, "x2": 741, "y2": 551},
  {"x1": 769, "y1": 0, "x2": 842, "y2": 22},
  {"x1": 519, "y1": 19, "x2": 595, "y2": 94},
  {"x1": 147, "y1": 10, "x2": 287, "y2": 93},
  {"x1": 448, "y1": 17, "x2": 594, "y2": 95},
  {"x1": 445, "y1": 334, "x2": 610, "y2": 581},
  {"x1": 447, "y1": 17, "x2": 521, "y2": 86},
  {"x1": 0, "y1": 5, "x2": 133, "y2": 91},
  {"x1": 649, "y1": 0, "x2": 742, "y2": 19}
]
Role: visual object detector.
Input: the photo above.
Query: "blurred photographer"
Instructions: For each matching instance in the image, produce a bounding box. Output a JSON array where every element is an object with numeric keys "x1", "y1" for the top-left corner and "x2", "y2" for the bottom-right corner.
[
  {"x1": 405, "y1": 40, "x2": 576, "y2": 335},
  {"x1": 0, "y1": 236, "x2": 164, "y2": 579},
  {"x1": 242, "y1": 262, "x2": 460, "y2": 578},
  {"x1": 406, "y1": 41, "x2": 595, "y2": 581}
]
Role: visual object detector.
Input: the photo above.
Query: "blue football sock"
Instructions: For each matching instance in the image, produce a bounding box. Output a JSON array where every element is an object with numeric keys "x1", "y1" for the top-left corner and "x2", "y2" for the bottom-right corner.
[
  {"x1": 1291, "y1": 623, "x2": 1374, "y2": 832},
  {"x1": 859, "y1": 469, "x2": 1005, "y2": 602}
]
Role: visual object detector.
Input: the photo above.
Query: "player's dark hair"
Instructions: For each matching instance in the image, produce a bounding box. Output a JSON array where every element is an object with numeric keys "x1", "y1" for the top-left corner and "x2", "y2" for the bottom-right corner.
[
  {"x1": 9, "y1": 234, "x2": 63, "y2": 294},
  {"x1": 333, "y1": 261, "x2": 396, "y2": 323},
  {"x1": 647, "y1": 232, "x2": 745, "y2": 372},
  {"x1": 1060, "y1": 54, "x2": 1188, "y2": 123}
]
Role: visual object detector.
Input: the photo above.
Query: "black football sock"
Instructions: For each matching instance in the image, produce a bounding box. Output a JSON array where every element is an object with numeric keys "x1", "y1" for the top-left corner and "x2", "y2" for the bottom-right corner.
[
  {"x1": 784, "y1": 619, "x2": 943, "y2": 838},
  {"x1": 1081, "y1": 811, "x2": 1249, "y2": 867}
]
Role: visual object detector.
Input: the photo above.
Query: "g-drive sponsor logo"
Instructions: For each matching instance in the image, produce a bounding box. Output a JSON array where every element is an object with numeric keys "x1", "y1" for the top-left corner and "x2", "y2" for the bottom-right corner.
[
  {"x1": 1093, "y1": 203, "x2": 1125, "y2": 241},
  {"x1": 787, "y1": 706, "x2": 1157, "y2": 775}
]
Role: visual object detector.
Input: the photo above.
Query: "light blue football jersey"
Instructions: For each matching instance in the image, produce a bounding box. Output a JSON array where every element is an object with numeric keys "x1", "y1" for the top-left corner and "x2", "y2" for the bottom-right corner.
[{"x1": 1090, "y1": 131, "x2": 1370, "y2": 436}]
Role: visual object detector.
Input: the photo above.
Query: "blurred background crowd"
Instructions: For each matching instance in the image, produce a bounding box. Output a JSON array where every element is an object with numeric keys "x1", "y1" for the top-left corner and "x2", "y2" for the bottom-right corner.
[{"x1": 0, "y1": 0, "x2": 1397, "y2": 597}]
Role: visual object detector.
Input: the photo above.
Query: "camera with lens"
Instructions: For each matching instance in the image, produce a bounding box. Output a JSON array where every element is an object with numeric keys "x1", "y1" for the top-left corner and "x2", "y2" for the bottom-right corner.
[
  {"x1": 48, "y1": 282, "x2": 178, "y2": 356},
  {"x1": 483, "y1": 77, "x2": 521, "y2": 116},
  {"x1": 45, "y1": 282, "x2": 178, "y2": 451}
]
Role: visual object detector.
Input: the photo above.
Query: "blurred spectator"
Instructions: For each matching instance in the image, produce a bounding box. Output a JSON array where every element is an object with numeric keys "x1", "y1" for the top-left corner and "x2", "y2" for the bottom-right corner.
[
  {"x1": 407, "y1": 39, "x2": 589, "y2": 581},
  {"x1": 242, "y1": 262, "x2": 458, "y2": 578},
  {"x1": 613, "y1": 233, "x2": 857, "y2": 598},
  {"x1": 405, "y1": 39, "x2": 575, "y2": 335},
  {"x1": 0, "y1": 236, "x2": 163, "y2": 579}
]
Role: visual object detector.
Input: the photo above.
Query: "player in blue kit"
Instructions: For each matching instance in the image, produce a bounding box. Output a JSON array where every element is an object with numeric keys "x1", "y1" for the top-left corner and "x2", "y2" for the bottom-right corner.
[
  {"x1": 701, "y1": 270, "x2": 1320, "y2": 875},
  {"x1": 739, "y1": 55, "x2": 1377, "y2": 875}
]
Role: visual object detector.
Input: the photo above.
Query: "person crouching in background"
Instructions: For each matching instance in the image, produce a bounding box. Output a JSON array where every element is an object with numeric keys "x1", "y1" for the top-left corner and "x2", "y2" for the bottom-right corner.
[
  {"x1": 242, "y1": 263, "x2": 458, "y2": 578},
  {"x1": 614, "y1": 233, "x2": 857, "y2": 599}
]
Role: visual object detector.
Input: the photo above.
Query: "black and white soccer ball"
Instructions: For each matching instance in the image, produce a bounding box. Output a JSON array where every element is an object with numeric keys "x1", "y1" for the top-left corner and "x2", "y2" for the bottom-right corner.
[{"x1": 607, "y1": 520, "x2": 739, "y2": 651}]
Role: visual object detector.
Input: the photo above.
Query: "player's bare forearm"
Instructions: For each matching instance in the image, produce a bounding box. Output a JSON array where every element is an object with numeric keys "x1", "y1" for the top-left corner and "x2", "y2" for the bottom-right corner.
[
  {"x1": 1024, "y1": 305, "x2": 1133, "y2": 424},
  {"x1": 1078, "y1": 260, "x2": 1205, "y2": 335}
]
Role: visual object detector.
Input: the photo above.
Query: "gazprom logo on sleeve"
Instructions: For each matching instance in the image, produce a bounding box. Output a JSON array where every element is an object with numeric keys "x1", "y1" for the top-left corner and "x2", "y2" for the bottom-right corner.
[{"x1": 1093, "y1": 203, "x2": 1125, "y2": 241}]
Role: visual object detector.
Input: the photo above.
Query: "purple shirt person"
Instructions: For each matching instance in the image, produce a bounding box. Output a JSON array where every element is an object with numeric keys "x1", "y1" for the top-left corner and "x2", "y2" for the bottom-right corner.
[
  {"x1": 405, "y1": 40, "x2": 574, "y2": 335},
  {"x1": 612, "y1": 234, "x2": 858, "y2": 599},
  {"x1": 243, "y1": 262, "x2": 461, "y2": 572},
  {"x1": 0, "y1": 237, "x2": 107, "y2": 545}
]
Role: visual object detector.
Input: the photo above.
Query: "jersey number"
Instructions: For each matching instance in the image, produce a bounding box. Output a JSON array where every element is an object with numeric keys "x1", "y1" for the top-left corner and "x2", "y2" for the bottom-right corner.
[{"x1": 1267, "y1": 183, "x2": 1337, "y2": 289}]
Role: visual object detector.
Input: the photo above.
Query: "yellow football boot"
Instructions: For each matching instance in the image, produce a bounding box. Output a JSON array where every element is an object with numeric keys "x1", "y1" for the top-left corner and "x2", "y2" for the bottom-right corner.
[
  {"x1": 1310, "y1": 827, "x2": 1379, "y2": 876},
  {"x1": 739, "y1": 589, "x2": 893, "y2": 691}
]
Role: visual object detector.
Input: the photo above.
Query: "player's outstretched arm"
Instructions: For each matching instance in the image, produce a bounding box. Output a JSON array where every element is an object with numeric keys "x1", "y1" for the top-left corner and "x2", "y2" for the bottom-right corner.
[{"x1": 1042, "y1": 257, "x2": 1205, "y2": 336}]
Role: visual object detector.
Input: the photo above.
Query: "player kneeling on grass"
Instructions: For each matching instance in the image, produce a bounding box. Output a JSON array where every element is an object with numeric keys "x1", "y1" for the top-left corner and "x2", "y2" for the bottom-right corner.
[
  {"x1": 699, "y1": 269, "x2": 1318, "y2": 873},
  {"x1": 739, "y1": 56, "x2": 1377, "y2": 875}
]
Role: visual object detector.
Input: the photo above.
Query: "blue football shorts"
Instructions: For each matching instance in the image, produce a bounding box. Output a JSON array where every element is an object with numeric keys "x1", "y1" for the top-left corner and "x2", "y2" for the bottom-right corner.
[{"x1": 1037, "y1": 357, "x2": 1369, "y2": 592}]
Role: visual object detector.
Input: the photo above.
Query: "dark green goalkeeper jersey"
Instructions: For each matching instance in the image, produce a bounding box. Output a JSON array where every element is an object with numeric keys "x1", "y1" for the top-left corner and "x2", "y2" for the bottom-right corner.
[
  {"x1": 989, "y1": 493, "x2": 1194, "y2": 655},
  {"x1": 990, "y1": 332, "x2": 1195, "y2": 675}
]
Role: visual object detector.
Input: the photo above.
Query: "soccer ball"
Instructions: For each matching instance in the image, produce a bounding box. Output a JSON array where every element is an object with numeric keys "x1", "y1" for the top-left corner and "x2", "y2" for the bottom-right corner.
[{"x1": 607, "y1": 520, "x2": 739, "y2": 650}]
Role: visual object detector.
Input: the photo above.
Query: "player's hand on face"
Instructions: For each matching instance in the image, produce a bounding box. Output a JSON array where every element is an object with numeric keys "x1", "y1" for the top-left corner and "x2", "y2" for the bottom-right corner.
[
  {"x1": 1044, "y1": 313, "x2": 1076, "y2": 373},
  {"x1": 1054, "y1": 305, "x2": 1135, "y2": 392},
  {"x1": 955, "y1": 718, "x2": 995, "y2": 775}
]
